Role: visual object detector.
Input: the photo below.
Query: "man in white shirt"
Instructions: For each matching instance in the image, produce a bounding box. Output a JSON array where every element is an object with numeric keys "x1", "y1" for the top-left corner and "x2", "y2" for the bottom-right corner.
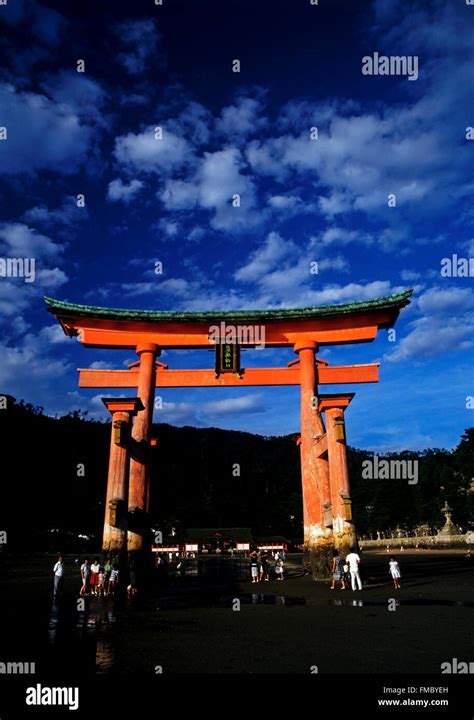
[
  {"x1": 53, "y1": 555, "x2": 64, "y2": 598},
  {"x1": 345, "y1": 547, "x2": 362, "y2": 591}
]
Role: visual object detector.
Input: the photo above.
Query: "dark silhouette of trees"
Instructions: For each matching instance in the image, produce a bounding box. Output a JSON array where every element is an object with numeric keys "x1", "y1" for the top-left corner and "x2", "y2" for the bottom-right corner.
[{"x1": 0, "y1": 395, "x2": 472, "y2": 549}]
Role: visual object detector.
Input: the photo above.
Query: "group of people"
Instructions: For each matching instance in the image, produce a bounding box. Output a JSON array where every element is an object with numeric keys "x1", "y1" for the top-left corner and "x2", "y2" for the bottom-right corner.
[
  {"x1": 52, "y1": 556, "x2": 120, "y2": 599},
  {"x1": 79, "y1": 558, "x2": 120, "y2": 597},
  {"x1": 331, "y1": 548, "x2": 402, "y2": 590},
  {"x1": 250, "y1": 550, "x2": 285, "y2": 582}
]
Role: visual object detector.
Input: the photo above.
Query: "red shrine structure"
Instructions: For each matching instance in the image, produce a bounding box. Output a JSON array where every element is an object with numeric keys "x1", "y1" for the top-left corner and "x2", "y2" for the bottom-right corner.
[{"x1": 45, "y1": 290, "x2": 412, "y2": 577}]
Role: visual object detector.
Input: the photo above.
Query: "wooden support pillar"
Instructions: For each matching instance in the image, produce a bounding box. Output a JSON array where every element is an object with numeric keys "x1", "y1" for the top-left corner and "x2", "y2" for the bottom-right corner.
[
  {"x1": 128, "y1": 343, "x2": 160, "y2": 552},
  {"x1": 102, "y1": 398, "x2": 144, "y2": 556},
  {"x1": 320, "y1": 394, "x2": 357, "y2": 556},
  {"x1": 294, "y1": 340, "x2": 333, "y2": 578}
]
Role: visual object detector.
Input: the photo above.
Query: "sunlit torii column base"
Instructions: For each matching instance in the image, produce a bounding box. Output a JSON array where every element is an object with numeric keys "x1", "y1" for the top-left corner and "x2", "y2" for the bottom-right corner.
[
  {"x1": 320, "y1": 395, "x2": 358, "y2": 560},
  {"x1": 102, "y1": 398, "x2": 144, "y2": 565}
]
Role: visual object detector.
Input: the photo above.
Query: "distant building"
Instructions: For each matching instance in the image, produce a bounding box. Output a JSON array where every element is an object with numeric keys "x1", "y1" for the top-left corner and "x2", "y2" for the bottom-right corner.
[{"x1": 151, "y1": 528, "x2": 299, "y2": 555}]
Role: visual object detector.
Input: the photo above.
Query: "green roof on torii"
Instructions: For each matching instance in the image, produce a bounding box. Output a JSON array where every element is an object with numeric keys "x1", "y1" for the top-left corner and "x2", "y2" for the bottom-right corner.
[{"x1": 44, "y1": 289, "x2": 413, "y2": 324}]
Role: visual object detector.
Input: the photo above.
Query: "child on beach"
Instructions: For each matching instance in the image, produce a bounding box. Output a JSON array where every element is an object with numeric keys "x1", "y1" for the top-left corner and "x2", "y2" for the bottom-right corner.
[
  {"x1": 389, "y1": 556, "x2": 401, "y2": 589},
  {"x1": 275, "y1": 558, "x2": 284, "y2": 581},
  {"x1": 108, "y1": 565, "x2": 119, "y2": 595},
  {"x1": 98, "y1": 567, "x2": 107, "y2": 597}
]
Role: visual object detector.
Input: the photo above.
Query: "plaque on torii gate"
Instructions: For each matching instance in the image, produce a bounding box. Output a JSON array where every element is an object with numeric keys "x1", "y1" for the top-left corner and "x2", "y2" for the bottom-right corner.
[{"x1": 45, "y1": 289, "x2": 412, "y2": 579}]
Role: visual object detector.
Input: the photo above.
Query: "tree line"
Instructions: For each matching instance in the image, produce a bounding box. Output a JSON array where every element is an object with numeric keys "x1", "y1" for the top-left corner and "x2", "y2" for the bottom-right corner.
[{"x1": 0, "y1": 396, "x2": 472, "y2": 549}]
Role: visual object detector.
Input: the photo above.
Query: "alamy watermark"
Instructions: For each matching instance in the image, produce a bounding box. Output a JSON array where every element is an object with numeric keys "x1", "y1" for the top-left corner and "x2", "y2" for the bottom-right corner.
[
  {"x1": 441, "y1": 658, "x2": 474, "y2": 674},
  {"x1": 208, "y1": 322, "x2": 266, "y2": 349},
  {"x1": 26, "y1": 684, "x2": 79, "y2": 711},
  {"x1": 440, "y1": 254, "x2": 474, "y2": 277},
  {"x1": 362, "y1": 52, "x2": 419, "y2": 81},
  {"x1": 0, "y1": 660, "x2": 35, "y2": 674},
  {"x1": 0, "y1": 257, "x2": 35, "y2": 283},
  {"x1": 362, "y1": 456, "x2": 418, "y2": 485}
]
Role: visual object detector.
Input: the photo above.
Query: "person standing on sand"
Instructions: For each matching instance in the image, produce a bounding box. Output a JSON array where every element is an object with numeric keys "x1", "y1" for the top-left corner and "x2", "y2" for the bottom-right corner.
[
  {"x1": 389, "y1": 556, "x2": 401, "y2": 589},
  {"x1": 90, "y1": 558, "x2": 100, "y2": 596},
  {"x1": 250, "y1": 551, "x2": 259, "y2": 583},
  {"x1": 53, "y1": 555, "x2": 65, "y2": 598},
  {"x1": 330, "y1": 549, "x2": 346, "y2": 590},
  {"x1": 345, "y1": 547, "x2": 362, "y2": 591},
  {"x1": 275, "y1": 557, "x2": 284, "y2": 580},
  {"x1": 80, "y1": 558, "x2": 91, "y2": 596},
  {"x1": 104, "y1": 558, "x2": 112, "y2": 586}
]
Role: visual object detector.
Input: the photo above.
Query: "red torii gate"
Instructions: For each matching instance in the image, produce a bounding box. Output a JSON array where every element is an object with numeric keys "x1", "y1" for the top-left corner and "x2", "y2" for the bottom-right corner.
[{"x1": 45, "y1": 290, "x2": 412, "y2": 577}]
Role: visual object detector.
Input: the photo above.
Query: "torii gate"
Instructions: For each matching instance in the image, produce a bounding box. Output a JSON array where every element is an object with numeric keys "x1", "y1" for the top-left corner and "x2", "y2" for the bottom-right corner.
[{"x1": 45, "y1": 290, "x2": 412, "y2": 578}]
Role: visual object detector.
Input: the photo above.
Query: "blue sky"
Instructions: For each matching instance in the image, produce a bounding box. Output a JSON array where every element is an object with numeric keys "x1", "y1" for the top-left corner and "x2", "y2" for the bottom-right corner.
[{"x1": 0, "y1": 0, "x2": 473, "y2": 451}]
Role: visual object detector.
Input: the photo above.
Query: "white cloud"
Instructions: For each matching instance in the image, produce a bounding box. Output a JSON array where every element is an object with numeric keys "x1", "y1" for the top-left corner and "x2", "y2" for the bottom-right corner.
[
  {"x1": 107, "y1": 178, "x2": 144, "y2": 203},
  {"x1": 198, "y1": 148, "x2": 254, "y2": 210},
  {"x1": 114, "y1": 127, "x2": 192, "y2": 175},
  {"x1": 168, "y1": 101, "x2": 213, "y2": 146},
  {"x1": 160, "y1": 147, "x2": 261, "y2": 232},
  {"x1": 203, "y1": 395, "x2": 264, "y2": 415},
  {"x1": 0, "y1": 223, "x2": 62, "y2": 258},
  {"x1": 319, "y1": 227, "x2": 373, "y2": 246},
  {"x1": 388, "y1": 316, "x2": 474, "y2": 362},
  {"x1": 161, "y1": 179, "x2": 199, "y2": 210},
  {"x1": 387, "y1": 286, "x2": 474, "y2": 362},
  {"x1": 0, "y1": 330, "x2": 72, "y2": 403},
  {"x1": 35, "y1": 267, "x2": 68, "y2": 288},
  {"x1": 417, "y1": 286, "x2": 474, "y2": 316},
  {"x1": 114, "y1": 18, "x2": 162, "y2": 75},
  {"x1": 88, "y1": 361, "x2": 116, "y2": 370},
  {"x1": 41, "y1": 71, "x2": 107, "y2": 125},
  {"x1": 0, "y1": 83, "x2": 92, "y2": 174},
  {"x1": 0, "y1": 280, "x2": 32, "y2": 317},
  {"x1": 216, "y1": 97, "x2": 267, "y2": 139},
  {"x1": 400, "y1": 269, "x2": 421, "y2": 281},
  {"x1": 22, "y1": 196, "x2": 89, "y2": 229},
  {"x1": 121, "y1": 277, "x2": 191, "y2": 298},
  {"x1": 234, "y1": 231, "x2": 291, "y2": 283}
]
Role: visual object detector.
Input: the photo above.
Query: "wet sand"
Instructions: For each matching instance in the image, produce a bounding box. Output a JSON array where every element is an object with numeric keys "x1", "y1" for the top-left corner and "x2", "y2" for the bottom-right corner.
[{"x1": 0, "y1": 550, "x2": 472, "y2": 675}]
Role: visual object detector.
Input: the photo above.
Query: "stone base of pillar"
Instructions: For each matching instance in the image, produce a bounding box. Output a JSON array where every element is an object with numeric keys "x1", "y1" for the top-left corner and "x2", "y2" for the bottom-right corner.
[
  {"x1": 304, "y1": 542, "x2": 334, "y2": 580},
  {"x1": 102, "y1": 526, "x2": 127, "y2": 555},
  {"x1": 127, "y1": 529, "x2": 144, "y2": 552},
  {"x1": 333, "y1": 518, "x2": 358, "y2": 558}
]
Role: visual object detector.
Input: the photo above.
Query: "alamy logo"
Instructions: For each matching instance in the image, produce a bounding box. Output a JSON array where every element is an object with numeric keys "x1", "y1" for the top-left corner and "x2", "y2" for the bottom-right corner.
[
  {"x1": 26, "y1": 684, "x2": 79, "y2": 711},
  {"x1": 440, "y1": 254, "x2": 474, "y2": 277},
  {"x1": 208, "y1": 322, "x2": 266, "y2": 349},
  {"x1": 0, "y1": 661, "x2": 35, "y2": 674},
  {"x1": 362, "y1": 52, "x2": 419, "y2": 81},
  {"x1": 362, "y1": 456, "x2": 418, "y2": 485},
  {"x1": 0, "y1": 257, "x2": 35, "y2": 283},
  {"x1": 441, "y1": 658, "x2": 474, "y2": 674}
]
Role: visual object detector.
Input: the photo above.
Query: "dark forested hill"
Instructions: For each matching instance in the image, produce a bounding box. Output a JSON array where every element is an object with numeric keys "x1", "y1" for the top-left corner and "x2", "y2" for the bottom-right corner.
[{"x1": 0, "y1": 396, "x2": 472, "y2": 549}]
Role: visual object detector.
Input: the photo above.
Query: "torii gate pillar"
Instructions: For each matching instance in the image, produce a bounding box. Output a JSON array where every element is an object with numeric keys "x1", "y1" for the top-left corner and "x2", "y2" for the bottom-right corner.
[
  {"x1": 294, "y1": 340, "x2": 333, "y2": 577},
  {"x1": 320, "y1": 395, "x2": 357, "y2": 557},
  {"x1": 128, "y1": 343, "x2": 160, "y2": 552},
  {"x1": 102, "y1": 398, "x2": 144, "y2": 561}
]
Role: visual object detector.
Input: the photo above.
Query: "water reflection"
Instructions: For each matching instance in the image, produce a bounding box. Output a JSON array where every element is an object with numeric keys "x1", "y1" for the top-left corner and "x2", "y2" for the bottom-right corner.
[
  {"x1": 48, "y1": 600, "x2": 61, "y2": 643},
  {"x1": 239, "y1": 593, "x2": 305, "y2": 606},
  {"x1": 96, "y1": 636, "x2": 116, "y2": 673},
  {"x1": 76, "y1": 597, "x2": 116, "y2": 632},
  {"x1": 330, "y1": 598, "x2": 365, "y2": 607}
]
